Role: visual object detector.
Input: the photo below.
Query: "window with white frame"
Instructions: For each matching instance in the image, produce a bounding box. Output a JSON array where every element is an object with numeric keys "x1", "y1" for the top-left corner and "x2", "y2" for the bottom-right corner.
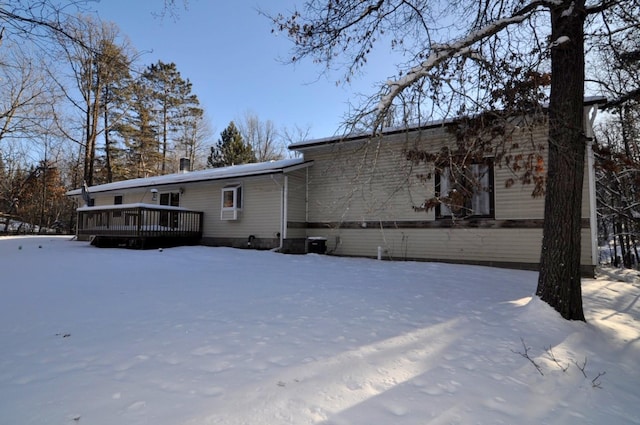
[
  {"x1": 436, "y1": 161, "x2": 494, "y2": 218},
  {"x1": 221, "y1": 184, "x2": 242, "y2": 220}
]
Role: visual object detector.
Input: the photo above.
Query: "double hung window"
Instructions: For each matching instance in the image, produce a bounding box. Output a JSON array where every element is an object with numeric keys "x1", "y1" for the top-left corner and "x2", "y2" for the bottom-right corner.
[
  {"x1": 159, "y1": 192, "x2": 180, "y2": 228},
  {"x1": 436, "y1": 162, "x2": 494, "y2": 218}
]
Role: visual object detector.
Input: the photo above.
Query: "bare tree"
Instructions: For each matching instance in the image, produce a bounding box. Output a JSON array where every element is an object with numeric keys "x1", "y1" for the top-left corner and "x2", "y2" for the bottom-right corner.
[
  {"x1": 169, "y1": 109, "x2": 214, "y2": 172},
  {"x1": 593, "y1": 104, "x2": 640, "y2": 268},
  {"x1": 53, "y1": 15, "x2": 134, "y2": 186},
  {"x1": 0, "y1": 42, "x2": 56, "y2": 153},
  {"x1": 270, "y1": 0, "x2": 640, "y2": 321},
  {"x1": 237, "y1": 111, "x2": 285, "y2": 162},
  {"x1": 281, "y1": 123, "x2": 313, "y2": 158},
  {"x1": 0, "y1": 1, "x2": 90, "y2": 50},
  {"x1": 0, "y1": 41, "x2": 60, "y2": 230}
]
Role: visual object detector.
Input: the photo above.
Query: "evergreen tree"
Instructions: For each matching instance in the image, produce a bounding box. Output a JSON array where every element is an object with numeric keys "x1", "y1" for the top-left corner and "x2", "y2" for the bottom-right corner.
[
  {"x1": 207, "y1": 122, "x2": 256, "y2": 168},
  {"x1": 140, "y1": 61, "x2": 203, "y2": 174},
  {"x1": 115, "y1": 80, "x2": 162, "y2": 179},
  {"x1": 98, "y1": 38, "x2": 134, "y2": 184}
]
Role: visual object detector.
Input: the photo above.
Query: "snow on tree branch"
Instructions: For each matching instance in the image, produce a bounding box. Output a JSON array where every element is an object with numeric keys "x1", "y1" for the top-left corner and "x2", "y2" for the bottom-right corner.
[{"x1": 375, "y1": 1, "x2": 555, "y2": 125}]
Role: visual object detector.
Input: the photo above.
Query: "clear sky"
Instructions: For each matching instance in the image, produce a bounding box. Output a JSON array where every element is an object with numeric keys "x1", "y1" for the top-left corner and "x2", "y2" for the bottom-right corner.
[{"x1": 92, "y1": 0, "x2": 390, "y2": 142}]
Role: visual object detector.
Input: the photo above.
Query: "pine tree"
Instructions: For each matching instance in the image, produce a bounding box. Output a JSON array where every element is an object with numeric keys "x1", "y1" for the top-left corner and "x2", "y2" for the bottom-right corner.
[
  {"x1": 140, "y1": 61, "x2": 203, "y2": 174},
  {"x1": 207, "y1": 121, "x2": 256, "y2": 168},
  {"x1": 97, "y1": 38, "x2": 134, "y2": 184},
  {"x1": 116, "y1": 81, "x2": 162, "y2": 179}
]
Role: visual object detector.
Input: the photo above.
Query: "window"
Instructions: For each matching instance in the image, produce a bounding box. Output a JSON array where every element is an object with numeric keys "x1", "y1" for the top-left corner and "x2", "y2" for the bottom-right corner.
[
  {"x1": 113, "y1": 195, "x2": 123, "y2": 217},
  {"x1": 159, "y1": 192, "x2": 180, "y2": 228},
  {"x1": 436, "y1": 162, "x2": 494, "y2": 218},
  {"x1": 160, "y1": 192, "x2": 180, "y2": 207},
  {"x1": 222, "y1": 185, "x2": 242, "y2": 209},
  {"x1": 221, "y1": 184, "x2": 242, "y2": 220}
]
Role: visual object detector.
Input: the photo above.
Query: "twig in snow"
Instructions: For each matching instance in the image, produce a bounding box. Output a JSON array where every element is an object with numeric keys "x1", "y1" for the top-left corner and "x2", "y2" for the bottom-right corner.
[
  {"x1": 592, "y1": 371, "x2": 606, "y2": 389},
  {"x1": 545, "y1": 346, "x2": 569, "y2": 372},
  {"x1": 572, "y1": 357, "x2": 588, "y2": 378},
  {"x1": 512, "y1": 338, "x2": 544, "y2": 376}
]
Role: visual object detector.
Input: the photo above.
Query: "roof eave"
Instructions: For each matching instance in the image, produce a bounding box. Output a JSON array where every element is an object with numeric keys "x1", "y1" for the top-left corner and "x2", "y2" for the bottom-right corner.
[
  {"x1": 288, "y1": 98, "x2": 609, "y2": 152},
  {"x1": 66, "y1": 159, "x2": 312, "y2": 197}
]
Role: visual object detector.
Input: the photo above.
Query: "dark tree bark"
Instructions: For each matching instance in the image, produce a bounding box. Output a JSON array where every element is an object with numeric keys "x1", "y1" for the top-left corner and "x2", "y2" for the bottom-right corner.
[{"x1": 536, "y1": 0, "x2": 586, "y2": 321}]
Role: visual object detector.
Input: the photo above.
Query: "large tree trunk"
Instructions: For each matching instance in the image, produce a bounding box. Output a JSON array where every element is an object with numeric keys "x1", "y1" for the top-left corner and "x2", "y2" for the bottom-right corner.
[{"x1": 536, "y1": 1, "x2": 586, "y2": 321}]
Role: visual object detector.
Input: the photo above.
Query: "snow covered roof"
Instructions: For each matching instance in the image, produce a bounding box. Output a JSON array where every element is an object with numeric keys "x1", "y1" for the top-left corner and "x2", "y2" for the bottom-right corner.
[
  {"x1": 67, "y1": 158, "x2": 310, "y2": 196},
  {"x1": 288, "y1": 120, "x2": 452, "y2": 151},
  {"x1": 288, "y1": 97, "x2": 608, "y2": 152}
]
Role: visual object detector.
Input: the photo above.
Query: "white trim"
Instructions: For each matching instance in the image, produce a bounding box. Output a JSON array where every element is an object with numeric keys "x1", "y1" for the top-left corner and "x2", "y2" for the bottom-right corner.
[
  {"x1": 270, "y1": 175, "x2": 285, "y2": 250},
  {"x1": 221, "y1": 184, "x2": 242, "y2": 221},
  {"x1": 587, "y1": 140, "x2": 598, "y2": 266},
  {"x1": 585, "y1": 104, "x2": 599, "y2": 266},
  {"x1": 283, "y1": 175, "x2": 289, "y2": 240}
]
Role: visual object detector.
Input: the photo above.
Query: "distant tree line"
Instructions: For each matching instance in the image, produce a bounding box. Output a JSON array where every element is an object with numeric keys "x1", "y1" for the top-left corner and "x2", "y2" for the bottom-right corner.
[
  {"x1": 0, "y1": 2, "x2": 309, "y2": 234},
  {"x1": 594, "y1": 104, "x2": 640, "y2": 269}
]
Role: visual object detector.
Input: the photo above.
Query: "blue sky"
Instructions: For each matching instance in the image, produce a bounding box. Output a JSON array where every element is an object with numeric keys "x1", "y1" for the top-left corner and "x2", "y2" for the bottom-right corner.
[{"x1": 93, "y1": 0, "x2": 391, "y2": 142}]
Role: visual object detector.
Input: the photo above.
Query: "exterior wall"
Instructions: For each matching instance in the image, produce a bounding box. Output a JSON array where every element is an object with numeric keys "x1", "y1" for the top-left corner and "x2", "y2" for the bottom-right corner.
[
  {"x1": 86, "y1": 188, "x2": 157, "y2": 207},
  {"x1": 72, "y1": 114, "x2": 597, "y2": 274},
  {"x1": 285, "y1": 169, "x2": 308, "y2": 239},
  {"x1": 300, "y1": 121, "x2": 596, "y2": 273},
  {"x1": 76, "y1": 174, "x2": 287, "y2": 250},
  {"x1": 174, "y1": 175, "x2": 283, "y2": 249}
]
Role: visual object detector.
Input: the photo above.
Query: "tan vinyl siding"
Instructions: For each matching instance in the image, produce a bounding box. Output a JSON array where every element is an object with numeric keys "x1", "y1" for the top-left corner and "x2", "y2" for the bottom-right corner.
[
  {"x1": 302, "y1": 119, "x2": 595, "y2": 268},
  {"x1": 306, "y1": 138, "x2": 437, "y2": 224},
  {"x1": 286, "y1": 170, "x2": 308, "y2": 239},
  {"x1": 286, "y1": 170, "x2": 307, "y2": 222},
  {"x1": 306, "y1": 227, "x2": 593, "y2": 267},
  {"x1": 492, "y1": 125, "x2": 592, "y2": 221},
  {"x1": 179, "y1": 176, "x2": 282, "y2": 240},
  {"x1": 85, "y1": 188, "x2": 168, "y2": 207}
]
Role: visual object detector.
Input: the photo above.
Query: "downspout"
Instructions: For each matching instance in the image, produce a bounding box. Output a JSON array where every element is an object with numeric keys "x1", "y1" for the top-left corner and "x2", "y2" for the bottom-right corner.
[
  {"x1": 75, "y1": 196, "x2": 80, "y2": 240},
  {"x1": 283, "y1": 175, "x2": 289, "y2": 242},
  {"x1": 271, "y1": 174, "x2": 285, "y2": 251},
  {"x1": 585, "y1": 103, "x2": 599, "y2": 270}
]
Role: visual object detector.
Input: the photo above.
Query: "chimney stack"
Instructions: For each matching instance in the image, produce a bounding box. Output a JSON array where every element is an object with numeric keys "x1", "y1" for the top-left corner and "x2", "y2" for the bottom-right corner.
[{"x1": 179, "y1": 157, "x2": 191, "y2": 173}]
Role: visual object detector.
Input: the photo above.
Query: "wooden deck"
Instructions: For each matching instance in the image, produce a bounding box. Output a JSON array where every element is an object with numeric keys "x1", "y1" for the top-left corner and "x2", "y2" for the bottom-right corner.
[{"x1": 77, "y1": 204, "x2": 203, "y2": 249}]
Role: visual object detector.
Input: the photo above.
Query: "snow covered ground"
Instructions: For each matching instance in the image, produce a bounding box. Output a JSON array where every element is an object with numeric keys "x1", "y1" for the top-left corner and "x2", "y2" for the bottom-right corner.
[{"x1": 1, "y1": 235, "x2": 639, "y2": 425}]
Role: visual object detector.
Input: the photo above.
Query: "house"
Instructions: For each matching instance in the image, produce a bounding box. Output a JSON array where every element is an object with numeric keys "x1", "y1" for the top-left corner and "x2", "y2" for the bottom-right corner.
[
  {"x1": 67, "y1": 99, "x2": 603, "y2": 275},
  {"x1": 66, "y1": 159, "x2": 312, "y2": 251}
]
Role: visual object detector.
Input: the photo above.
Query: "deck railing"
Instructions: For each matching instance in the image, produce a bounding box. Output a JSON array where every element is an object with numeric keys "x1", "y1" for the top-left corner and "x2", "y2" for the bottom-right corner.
[{"x1": 77, "y1": 204, "x2": 203, "y2": 241}]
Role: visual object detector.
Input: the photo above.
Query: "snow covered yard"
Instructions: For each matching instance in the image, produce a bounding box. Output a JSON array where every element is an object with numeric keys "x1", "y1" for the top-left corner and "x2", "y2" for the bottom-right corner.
[{"x1": 0, "y1": 236, "x2": 638, "y2": 425}]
